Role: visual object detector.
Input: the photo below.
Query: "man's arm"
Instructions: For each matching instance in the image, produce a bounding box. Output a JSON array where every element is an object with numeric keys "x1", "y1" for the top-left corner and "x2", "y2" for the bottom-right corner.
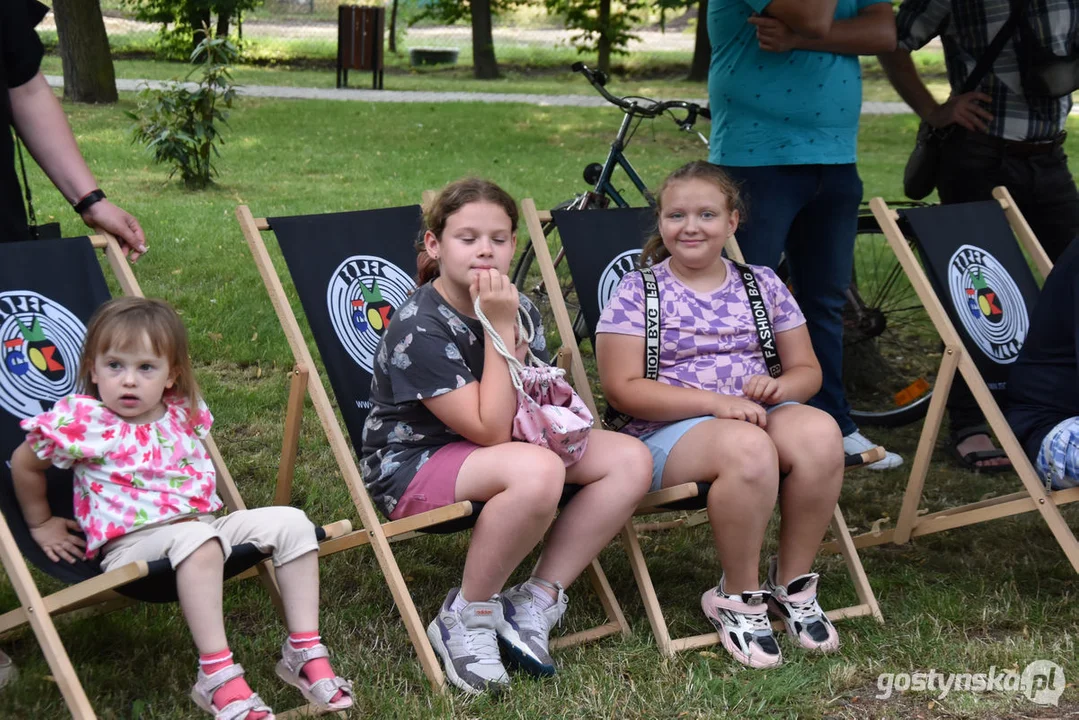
[
  {"x1": 9, "y1": 73, "x2": 147, "y2": 260},
  {"x1": 758, "y1": 0, "x2": 839, "y2": 39},
  {"x1": 752, "y1": 2, "x2": 896, "y2": 55},
  {"x1": 878, "y1": 49, "x2": 993, "y2": 131}
]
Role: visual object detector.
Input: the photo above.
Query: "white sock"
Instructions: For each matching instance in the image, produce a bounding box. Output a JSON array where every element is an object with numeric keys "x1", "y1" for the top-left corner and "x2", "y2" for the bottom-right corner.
[
  {"x1": 523, "y1": 579, "x2": 557, "y2": 610},
  {"x1": 450, "y1": 590, "x2": 469, "y2": 613}
]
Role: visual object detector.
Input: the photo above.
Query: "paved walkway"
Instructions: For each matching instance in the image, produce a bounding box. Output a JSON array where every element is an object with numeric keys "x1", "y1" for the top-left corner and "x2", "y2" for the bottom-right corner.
[{"x1": 45, "y1": 74, "x2": 918, "y2": 114}]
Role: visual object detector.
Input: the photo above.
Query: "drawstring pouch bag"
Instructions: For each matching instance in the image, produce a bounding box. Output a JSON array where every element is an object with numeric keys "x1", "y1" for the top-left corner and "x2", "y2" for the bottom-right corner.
[{"x1": 474, "y1": 297, "x2": 593, "y2": 466}]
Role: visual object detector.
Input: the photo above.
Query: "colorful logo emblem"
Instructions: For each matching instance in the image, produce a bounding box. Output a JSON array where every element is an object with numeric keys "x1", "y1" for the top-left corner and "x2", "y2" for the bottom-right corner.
[
  {"x1": 0, "y1": 291, "x2": 86, "y2": 419},
  {"x1": 326, "y1": 255, "x2": 414, "y2": 374},
  {"x1": 597, "y1": 250, "x2": 642, "y2": 313},
  {"x1": 947, "y1": 245, "x2": 1028, "y2": 364}
]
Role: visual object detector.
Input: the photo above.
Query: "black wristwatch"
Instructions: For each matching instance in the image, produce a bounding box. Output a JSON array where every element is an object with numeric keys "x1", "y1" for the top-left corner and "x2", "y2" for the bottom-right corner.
[{"x1": 73, "y1": 189, "x2": 106, "y2": 215}]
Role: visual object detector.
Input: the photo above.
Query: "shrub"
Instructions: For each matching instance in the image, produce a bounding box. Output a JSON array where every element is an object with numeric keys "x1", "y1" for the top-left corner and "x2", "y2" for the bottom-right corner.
[{"x1": 128, "y1": 32, "x2": 238, "y2": 189}]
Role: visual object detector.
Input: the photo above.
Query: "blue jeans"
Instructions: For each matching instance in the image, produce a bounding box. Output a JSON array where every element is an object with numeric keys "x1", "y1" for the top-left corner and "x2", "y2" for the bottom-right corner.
[{"x1": 720, "y1": 164, "x2": 862, "y2": 436}]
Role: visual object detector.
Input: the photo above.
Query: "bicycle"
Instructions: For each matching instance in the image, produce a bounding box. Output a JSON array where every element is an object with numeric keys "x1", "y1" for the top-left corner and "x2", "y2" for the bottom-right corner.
[
  {"x1": 511, "y1": 62, "x2": 710, "y2": 338},
  {"x1": 514, "y1": 64, "x2": 937, "y2": 427}
]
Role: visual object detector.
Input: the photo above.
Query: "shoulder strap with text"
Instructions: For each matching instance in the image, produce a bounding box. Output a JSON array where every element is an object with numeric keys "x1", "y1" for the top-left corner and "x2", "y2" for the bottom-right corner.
[
  {"x1": 733, "y1": 261, "x2": 783, "y2": 379},
  {"x1": 604, "y1": 266, "x2": 659, "y2": 431}
]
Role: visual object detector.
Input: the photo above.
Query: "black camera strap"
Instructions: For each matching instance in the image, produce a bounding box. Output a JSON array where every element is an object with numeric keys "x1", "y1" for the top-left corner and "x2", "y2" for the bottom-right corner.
[
  {"x1": 604, "y1": 266, "x2": 659, "y2": 431},
  {"x1": 733, "y1": 260, "x2": 783, "y2": 379},
  {"x1": 12, "y1": 130, "x2": 60, "y2": 240}
]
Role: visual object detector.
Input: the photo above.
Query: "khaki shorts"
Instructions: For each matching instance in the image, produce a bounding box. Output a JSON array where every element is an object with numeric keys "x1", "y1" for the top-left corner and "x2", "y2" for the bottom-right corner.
[{"x1": 99, "y1": 506, "x2": 318, "y2": 572}]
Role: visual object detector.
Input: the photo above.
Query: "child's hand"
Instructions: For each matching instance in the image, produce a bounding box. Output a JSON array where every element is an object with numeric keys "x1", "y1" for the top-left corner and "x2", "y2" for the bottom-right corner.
[
  {"x1": 29, "y1": 517, "x2": 85, "y2": 564},
  {"x1": 470, "y1": 269, "x2": 519, "y2": 328},
  {"x1": 743, "y1": 375, "x2": 785, "y2": 405},
  {"x1": 711, "y1": 394, "x2": 767, "y2": 427}
]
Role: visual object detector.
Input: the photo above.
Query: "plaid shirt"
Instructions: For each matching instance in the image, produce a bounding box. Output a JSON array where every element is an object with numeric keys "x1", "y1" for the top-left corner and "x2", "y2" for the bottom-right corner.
[{"x1": 896, "y1": 0, "x2": 1076, "y2": 140}]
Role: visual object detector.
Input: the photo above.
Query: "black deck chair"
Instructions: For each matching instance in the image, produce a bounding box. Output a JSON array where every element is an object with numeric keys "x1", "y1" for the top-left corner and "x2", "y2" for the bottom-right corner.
[
  {"x1": 236, "y1": 202, "x2": 631, "y2": 693},
  {"x1": 520, "y1": 199, "x2": 885, "y2": 656},
  {"x1": 0, "y1": 235, "x2": 350, "y2": 718},
  {"x1": 857, "y1": 189, "x2": 1079, "y2": 572}
]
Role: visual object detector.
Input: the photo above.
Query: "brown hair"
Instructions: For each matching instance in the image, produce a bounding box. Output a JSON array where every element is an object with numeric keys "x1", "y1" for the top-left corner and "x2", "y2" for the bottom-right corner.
[
  {"x1": 416, "y1": 178, "x2": 519, "y2": 285},
  {"x1": 640, "y1": 161, "x2": 745, "y2": 267},
  {"x1": 77, "y1": 296, "x2": 200, "y2": 404}
]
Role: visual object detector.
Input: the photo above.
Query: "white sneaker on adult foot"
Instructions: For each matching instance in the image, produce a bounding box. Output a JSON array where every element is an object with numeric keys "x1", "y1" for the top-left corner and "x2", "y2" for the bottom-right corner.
[{"x1": 843, "y1": 430, "x2": 903, "y2": 470}]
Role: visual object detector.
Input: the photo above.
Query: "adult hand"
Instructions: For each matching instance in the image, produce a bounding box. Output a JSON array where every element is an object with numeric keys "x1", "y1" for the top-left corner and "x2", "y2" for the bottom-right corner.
[
  {"x1": 29, "y1": 516, "x2": 85, "y2": 564},
  {"x1": 81, "y1": 200, "x2": 148, "y2": 262},
  {"x1": 470, "y1": 269, "x2": 519, "y2": 328},
  {"x1": 748, "y1": 15, "x2": 799, "y2": 53},
  {"x1": 712, "y1": 394, "x2": 768, "y2": 427},
  {"x1": 926, "y1": 91, "x2": 993, "y2": 132},
  {"x1": 743, "y1": 375, "x2": 785, "y2": 405}
]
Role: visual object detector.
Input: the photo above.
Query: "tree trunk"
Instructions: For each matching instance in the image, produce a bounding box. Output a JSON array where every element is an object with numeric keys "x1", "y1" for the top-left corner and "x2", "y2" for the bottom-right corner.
[
  {"x1": 471, "y1": 0, "x2": 500, "y2": 79},
  {"x1": 389, "y1": 0, "x2": 398, "y2": 53},
  {"x1": 190, "y1": 6, "x2": 212, "y2": 52},
  {"x1": 688, "y1": 0, "x2": 710, "y2": 82},
  {"x1": 52, "y1": 0, "x2": 118, "y2": 104},
  {"x1": 597, "y1": 0, "x2": 612, "y2": 74},
  {"x1": 216, "y1": 10, "x2": 231, "y2": 38}
]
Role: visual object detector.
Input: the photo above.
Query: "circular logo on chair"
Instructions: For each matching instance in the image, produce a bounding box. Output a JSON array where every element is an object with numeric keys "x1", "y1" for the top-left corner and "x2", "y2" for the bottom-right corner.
[
  {"x1": 0, "y1": 291, "x2": 86, "y2": 419},
  {"x1": 947, "y1": 245, "x2": 1028, "y2": 364},
  {"x1": 597, "y1": 250, "x2": 642, "y2": 312},
  {"x1": 327, "y1": 256, "x2": 415, "y2": 373}
]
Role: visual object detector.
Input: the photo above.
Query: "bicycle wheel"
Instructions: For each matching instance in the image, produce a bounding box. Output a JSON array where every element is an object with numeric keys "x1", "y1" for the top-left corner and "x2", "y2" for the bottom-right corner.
[
  {"x1": 844, "y1": 204, "x2": 937, "y2": 427},
  {"x1": 511, "y1": 199, "x2": 590, "y2": 347}
]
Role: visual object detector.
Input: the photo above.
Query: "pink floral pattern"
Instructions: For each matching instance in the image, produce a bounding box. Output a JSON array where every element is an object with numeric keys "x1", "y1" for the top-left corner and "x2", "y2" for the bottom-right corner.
[{"x1": 20, "y1": 393, "x2": 224, "y2": 557}]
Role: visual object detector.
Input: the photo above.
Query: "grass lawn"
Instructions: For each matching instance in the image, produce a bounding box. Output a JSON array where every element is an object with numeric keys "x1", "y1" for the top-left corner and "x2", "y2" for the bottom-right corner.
[{"x1": 0, "y1": 95, "x2": 1076, "y2": 719}]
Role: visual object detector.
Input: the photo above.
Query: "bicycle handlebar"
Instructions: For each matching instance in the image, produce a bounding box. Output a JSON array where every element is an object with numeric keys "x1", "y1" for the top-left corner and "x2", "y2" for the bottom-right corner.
[{"x1": 572, "y1": 62, "x2": 709, "y2": 129}]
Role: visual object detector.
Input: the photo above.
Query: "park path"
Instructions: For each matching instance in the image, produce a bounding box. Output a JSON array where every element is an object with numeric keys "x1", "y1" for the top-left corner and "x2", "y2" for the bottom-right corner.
[{"x1": 44, "y1": 74, "x2": 917, "y2": 114}]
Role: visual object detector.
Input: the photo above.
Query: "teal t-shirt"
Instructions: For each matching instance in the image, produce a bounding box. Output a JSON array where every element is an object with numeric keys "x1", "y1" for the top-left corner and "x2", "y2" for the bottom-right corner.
[{"x1": 707, "y1": 0, "x2": 888, "y2": 167}]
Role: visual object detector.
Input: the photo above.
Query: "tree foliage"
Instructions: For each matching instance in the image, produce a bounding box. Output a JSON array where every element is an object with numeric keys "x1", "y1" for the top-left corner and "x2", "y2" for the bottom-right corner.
[
  {"x1": 122, "y1": 0, "x2": 260, "y2": 58},
  {"x1": 544, "y1": 0, "x2": 649, "y2": 73},
  {"x1": 128, "y1": 33, "x2": 238, "y2": 189}
]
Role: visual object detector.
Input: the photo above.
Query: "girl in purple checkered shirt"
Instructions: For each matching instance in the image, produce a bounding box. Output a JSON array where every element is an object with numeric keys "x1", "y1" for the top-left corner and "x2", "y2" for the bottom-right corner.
[{"x1": 596, "y1": 161, "x2": 846, "y2": 669}]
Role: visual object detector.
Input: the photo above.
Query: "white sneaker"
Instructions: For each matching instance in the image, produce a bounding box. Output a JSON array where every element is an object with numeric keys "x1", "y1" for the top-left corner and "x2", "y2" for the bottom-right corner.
[{"x1": 843, "y1": 430, "x2": 903, "y2": 470}]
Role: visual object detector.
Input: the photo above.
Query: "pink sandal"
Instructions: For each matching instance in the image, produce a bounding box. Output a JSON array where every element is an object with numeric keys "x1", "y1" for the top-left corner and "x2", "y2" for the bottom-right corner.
[
  {"x1": 275, "y1": 640, "x2": 353, "y2": 711},
  {"x1": 191, "y1": 664, "x2": 275, "y2": 720}
]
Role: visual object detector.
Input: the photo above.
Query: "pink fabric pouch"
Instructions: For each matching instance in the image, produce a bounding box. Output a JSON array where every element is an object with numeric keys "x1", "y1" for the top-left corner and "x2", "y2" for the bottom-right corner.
[{"x1": 475, "y1": 298, "x2": 592, "y2": 466}]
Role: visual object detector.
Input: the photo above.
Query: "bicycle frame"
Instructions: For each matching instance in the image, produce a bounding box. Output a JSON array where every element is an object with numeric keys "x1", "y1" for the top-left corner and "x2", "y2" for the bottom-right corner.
[{"x1": 593, "y1": 111, "x2": 655, "y2": 208}]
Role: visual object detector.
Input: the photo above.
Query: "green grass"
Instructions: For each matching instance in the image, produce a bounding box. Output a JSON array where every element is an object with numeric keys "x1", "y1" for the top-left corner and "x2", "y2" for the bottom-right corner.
[{"x1": 0, "y1": 96, "x2": 1076, "y2": 719}]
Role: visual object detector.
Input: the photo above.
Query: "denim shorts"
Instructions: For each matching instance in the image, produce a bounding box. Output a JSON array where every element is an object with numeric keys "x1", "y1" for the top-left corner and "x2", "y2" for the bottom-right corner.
[
  {"x1": 1035, "y1": 417, "x2": 1079, "y2": 491},
  {"x1": 638, "y1": 402, "x2": 799, "y2": 492}
]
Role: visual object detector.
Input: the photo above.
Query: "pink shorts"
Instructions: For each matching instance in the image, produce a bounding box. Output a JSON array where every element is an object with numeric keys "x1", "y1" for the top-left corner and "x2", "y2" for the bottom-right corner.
[{"x1": 388, "y1": 441, "x2": 481, "y2": 520}]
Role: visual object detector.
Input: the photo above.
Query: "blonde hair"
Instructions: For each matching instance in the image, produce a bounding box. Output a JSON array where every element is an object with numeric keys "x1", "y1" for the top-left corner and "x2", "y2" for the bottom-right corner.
[
  {"x1": 77, "y1": 297, "x2": 200, "y2": 404},
  {"x1": 640, "y1": 161, "x2": 745, "y2": 267},
  {"x1": 416, "y1": 178, "x2": 519, "y2": 285}
]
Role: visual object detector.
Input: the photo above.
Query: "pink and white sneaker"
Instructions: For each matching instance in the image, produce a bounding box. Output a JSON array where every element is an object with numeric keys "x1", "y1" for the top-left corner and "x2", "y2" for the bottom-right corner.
[
  {"x1": 763, "y1": 558, "x2": 840, "y2": 653},
  {"x1": 701, "y1": 582, "x2": 783, "y2": 669}
]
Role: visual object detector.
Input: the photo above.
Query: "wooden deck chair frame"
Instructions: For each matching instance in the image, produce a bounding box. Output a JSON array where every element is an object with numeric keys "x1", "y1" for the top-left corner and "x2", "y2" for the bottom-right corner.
[
  {"x1": 0, "y1": 233, "x2": 351, "y2": 720},
  {"x1": 823, "y1": 189, "x2": 1079, "y2": 573},
  {"x1": 235, "y1": 203, "x2": 633, "y2": 694},
  {"x1": 520, "y1": 199, "x2": 884, "y2": 656}
]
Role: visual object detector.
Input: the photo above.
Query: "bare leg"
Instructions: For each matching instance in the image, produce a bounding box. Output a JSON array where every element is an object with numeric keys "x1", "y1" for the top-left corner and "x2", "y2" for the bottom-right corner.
[
  {"x1": 659, "y1": 419, "x2": 779, "y2": 593},
  {"x1": 531, "y1": 430, "x2": 652, "y2": 588},
  {"x1": 274, "y1": 550, "x2": 320, "y2": 632},
  {"x1": 454, "y1": 442, "x2": 565, "y2": 602},
  {"x1": 176, "y1": 539, "x2": 228, "y2": 653},
  {"x1": 767, "y1": 405, "x2": 844, "y2": 584}
]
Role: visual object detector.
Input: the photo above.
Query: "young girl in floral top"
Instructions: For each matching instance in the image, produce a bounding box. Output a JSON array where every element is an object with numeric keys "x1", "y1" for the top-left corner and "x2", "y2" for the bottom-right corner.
[{"x1": 9, "y1": 297, "x2": 352, "y2": 720}]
